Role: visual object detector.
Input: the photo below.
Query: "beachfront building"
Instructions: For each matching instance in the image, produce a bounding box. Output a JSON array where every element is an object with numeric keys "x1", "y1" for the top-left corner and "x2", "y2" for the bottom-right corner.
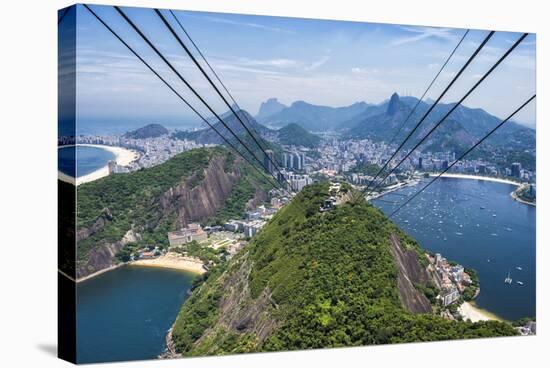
[
  {"x1": 451, "y1": 265, "x2": 465, "y2": 283},
  {"x1": 441, "y1": 287, "x2": 460, "y2": 306},
  {"x1": 168, "y1": 223, "x2": 207, "y2": 247}
]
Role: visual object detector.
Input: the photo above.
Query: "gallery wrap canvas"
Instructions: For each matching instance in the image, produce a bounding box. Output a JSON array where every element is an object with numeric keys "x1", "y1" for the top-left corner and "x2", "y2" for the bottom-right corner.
[{"x1": 58, "y1": 3, "x2": 536, "y2": 364}]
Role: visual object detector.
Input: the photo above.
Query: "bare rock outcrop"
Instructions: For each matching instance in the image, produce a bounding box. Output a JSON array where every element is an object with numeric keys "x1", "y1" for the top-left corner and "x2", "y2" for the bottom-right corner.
[
  {"x1": 76, "y1": 229, "x2": 141, "y2": 279},
  {"x1": 76, "y1": 208, "x2": 113, "y2": 241},
  {"x1": 75, "y1": 156, "x2": 264, "y2": 280},
  {"x1": 389, "y1": 233, "x2": 432, "y2": 314},
  {"x1": 160, "y1": 156, "x2": 240, "y2": 228},
  {"x1": 193, "y1": 254, "x2": 278, "y2": 350}
]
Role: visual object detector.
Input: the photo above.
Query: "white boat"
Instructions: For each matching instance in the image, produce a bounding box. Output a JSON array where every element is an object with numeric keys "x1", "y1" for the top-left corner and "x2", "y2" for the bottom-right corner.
[
  {"x1": 492, "y1": 214, "x2": 497, "y2": 217},
  {"x1": 516, "y1": 281, "x2": 524, "y2": 286},
  {"x1": 516, "y1": 266, "x2": 523, "y2": 271},
  {"x1": 504, "y1": 270, "x2": 513, "y2": 284}
]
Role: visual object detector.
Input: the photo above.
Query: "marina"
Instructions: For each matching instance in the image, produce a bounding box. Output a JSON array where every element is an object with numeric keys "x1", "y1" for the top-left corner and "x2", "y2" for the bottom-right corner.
[{"x1": 373, "y1": 176, "x2": 536, "y2": 321}]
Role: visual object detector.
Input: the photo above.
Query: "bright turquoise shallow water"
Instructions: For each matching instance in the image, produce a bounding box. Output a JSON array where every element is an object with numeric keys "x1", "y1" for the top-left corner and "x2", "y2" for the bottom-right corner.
[
  {"x1": 373, "y1": 177, "x2": 536, "y2": 321},
  {"x1": 58, "y1": 145, "x2": 115, "y2": 178},
  {"x1": 76, "y1": 266, "x2": 194, "y2": 364}
]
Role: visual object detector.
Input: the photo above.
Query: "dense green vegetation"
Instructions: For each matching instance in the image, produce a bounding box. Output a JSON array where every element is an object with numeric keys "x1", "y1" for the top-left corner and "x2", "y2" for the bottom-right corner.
[
  {"x1": 462, "y1": 268, "x2": 480, "y2": 301},
  {"x1": 276, "y1": 123, "x2": 321, "y2": 148},
  {"x1": 347, "y1": 162, "x2": 385, "y2": 177},
  {"x1": 76, "y1": 147, "x2": 270, "y2": 266},
  {"x1": 77, "y1": 148, "x2": 214, "y2": 261},
  {"x1": 171, "y1": 183, "x2": 517, "y2": 356},
  {"x1": 173, "y1": 240, "x2": 227, "y2": 265}
]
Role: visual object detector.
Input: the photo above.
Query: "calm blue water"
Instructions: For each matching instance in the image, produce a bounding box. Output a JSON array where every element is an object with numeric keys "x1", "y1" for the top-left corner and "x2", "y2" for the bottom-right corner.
[
  {"x1": 58, "y1": 145, "x2": 115, "y2": 178},
  {"x1": 76, "y1": 266, "x2": 195, "y2": 364},
  {"x1": 373, "y1": 178, "x2": 536, "y2": 321}
]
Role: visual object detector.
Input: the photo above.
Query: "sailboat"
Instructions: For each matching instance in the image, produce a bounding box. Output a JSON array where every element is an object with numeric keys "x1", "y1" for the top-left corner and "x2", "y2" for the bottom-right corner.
[{"x1": 504, "y1": 270, "x2": 513, "y2": 284}]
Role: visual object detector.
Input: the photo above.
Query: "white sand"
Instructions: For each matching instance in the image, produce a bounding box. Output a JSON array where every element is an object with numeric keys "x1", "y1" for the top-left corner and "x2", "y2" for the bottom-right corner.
[
  {"x1": 131, "y1": 252, "x2": 206, "y2": 274},
  {"x1": 459, "y1": 301, "x2": 501, "y2": 322},
  {"x1": 431, "y1": 173, "x2": 521, "y2": 186},
  {"x1": 58, "y1": 144, "x2": 138, "y2": 186}
]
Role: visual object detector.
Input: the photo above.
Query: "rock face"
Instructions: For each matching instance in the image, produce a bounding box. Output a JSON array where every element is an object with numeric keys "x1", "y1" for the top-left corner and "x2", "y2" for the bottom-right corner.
[
  {"x1": 389, "y1": 233, "x2": 432, "y2": 314},
  {"x1": 386, "y1": 92, "x2": 401, "y2": 116},
  {"x1": 160, "y1": 156, "x2": 240, "y2": 228},
  {"x1": 76, "y1": 208, "x2": 112, "y2": 242},
  {"x1": 256, "y1": 98, "x2": 287, "y2": 121},
  {"x1": 75, "y1": 155, "x2": 256, "y2": 279},
  {"x1": 77, "y1": 229, "x2": 141, "y2": 279},
  {"x1": 193, "y1": 254, "x2": 278, "y2": 351}
]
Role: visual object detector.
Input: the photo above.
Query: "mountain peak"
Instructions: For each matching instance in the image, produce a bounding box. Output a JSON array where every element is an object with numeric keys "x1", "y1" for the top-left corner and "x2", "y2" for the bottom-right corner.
[
  {"x1": 124, "y1": 123, "x2": 168, "y2": 139},
  {"x1": 387, "y1": 93, "x2": 400, "y2": 115},
  {"x1": 256, "y1": 98, "x2": 288, "y2": 120}
]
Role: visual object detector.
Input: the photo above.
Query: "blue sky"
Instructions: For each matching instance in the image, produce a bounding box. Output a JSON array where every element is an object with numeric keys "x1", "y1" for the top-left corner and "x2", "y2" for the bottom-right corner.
[{"x1": 73, "y1": 4, "x2": 536, "y2": 129}]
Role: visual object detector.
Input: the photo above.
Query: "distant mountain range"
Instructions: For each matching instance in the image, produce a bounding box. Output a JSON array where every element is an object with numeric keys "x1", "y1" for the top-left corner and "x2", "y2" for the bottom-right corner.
[
  {"x1": 344, "y1": 93, "x2": 535, "y2": 156},
  {"x1": 172, "y1": 110, "x2": 272, "y2": 145},
  {"x1": 255, "y1": 93, "x2": 535, "y2": 158},
  {"x1": 256, "y1": 98, "x2": 287, "y2": 121},
  {"x1": 257, "y1": 99, "x2": 372, "y2": 131},
  {"x1": 172, "y1": 110, "x2": 321, "y2": 148},
  {"x1": 164, "y1": 93, "x2": 534, "y2": 168}
]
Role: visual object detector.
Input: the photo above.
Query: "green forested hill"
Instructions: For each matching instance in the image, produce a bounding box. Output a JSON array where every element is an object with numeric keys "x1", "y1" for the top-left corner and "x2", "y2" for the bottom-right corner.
[
  {"x1": 171, "y1": 183, "x2": 516, "y2": 356},
  {"x1": 277, "y1": 123, "x2": 321, "y2": 148},
  {"x1": 76, "y1": 147, "x2": 272, "y2": 278}
]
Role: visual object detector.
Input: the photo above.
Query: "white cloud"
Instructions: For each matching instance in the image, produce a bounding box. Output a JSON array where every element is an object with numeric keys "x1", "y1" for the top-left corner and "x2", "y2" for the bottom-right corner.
[
  {"x1": 239, "y1": 57, "x2": 302, "y2": 68},
  {"x1": 305, "y1": 55, "x2": 329, "y2": 71},
  {"x1": 391, "y1": 26, "x2": 458, "y2": 46},
  {"x1": 178, "y1": 12, "x2": 294, "y2": 34},
  {"x1": 351, "y1": 67, "x2": 380, "y2": 76}
]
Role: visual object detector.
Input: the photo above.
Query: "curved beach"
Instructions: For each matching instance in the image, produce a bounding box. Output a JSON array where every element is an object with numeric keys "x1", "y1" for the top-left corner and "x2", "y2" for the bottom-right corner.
[
  {"x1": 58, "y1": 144, "x2": 138, "y2": 185},
  {"x1": 131, "y1": 252, "x2": 206, "y2": 274},
  {"x1": 430, "y1": 173, "x2": 520, "y2": 186},
  {"x1": 459, "y1": 301, "x2": 502, "y2": 322}
]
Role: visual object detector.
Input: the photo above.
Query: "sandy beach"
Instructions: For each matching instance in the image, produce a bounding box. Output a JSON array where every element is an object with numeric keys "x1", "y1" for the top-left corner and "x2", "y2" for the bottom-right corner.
[
  {"x1": 76, "y1": 263, "x2": 126, "y2": 283},
  {"x1": 431, "y1": 173, "x2": 521, "y2": 186},
  {"x1": 131, "y1": 252, "x2": 206, "y2": 274},
  {"x1": 458, "y1": 301, "x2": 502, "y2": 322},
  {"x1": 58, "y1": 144, "x2": 138, "y2": 186}
]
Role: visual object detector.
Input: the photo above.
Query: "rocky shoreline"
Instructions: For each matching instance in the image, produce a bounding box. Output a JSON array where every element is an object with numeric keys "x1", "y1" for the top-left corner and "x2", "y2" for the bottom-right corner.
[
  {"x1": 159, "y1": 325, "x2": 180, "y2": 359},
  {"x1": 511, "y1": 184, "x2": 536, "y2": 206}
]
